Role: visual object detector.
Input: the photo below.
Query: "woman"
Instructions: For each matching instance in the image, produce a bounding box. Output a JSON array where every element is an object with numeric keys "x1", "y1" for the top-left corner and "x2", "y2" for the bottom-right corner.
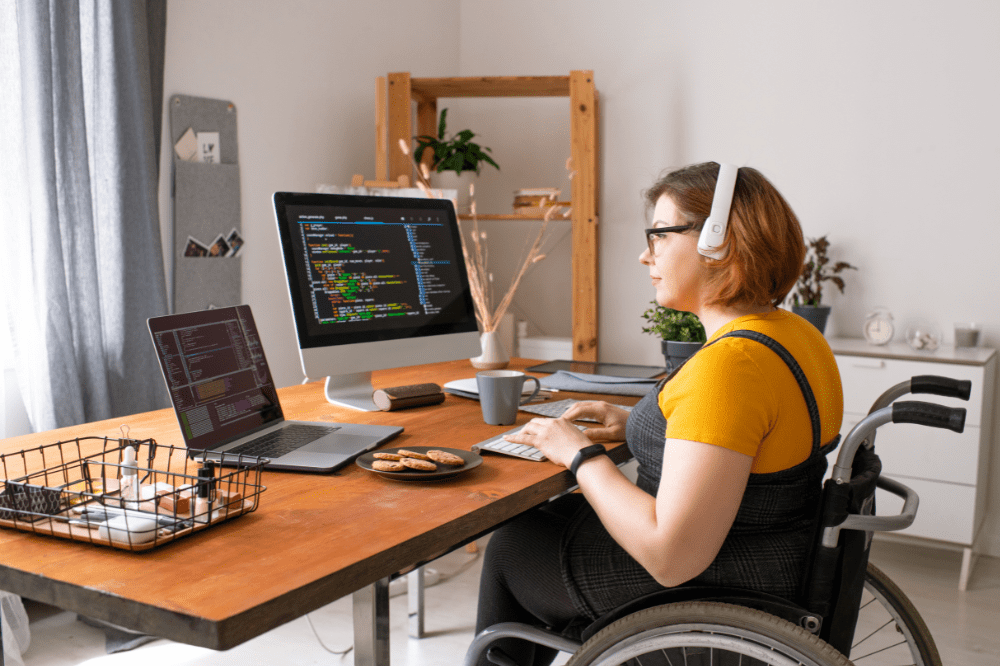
[{"x1": 474, "y1": 162, "x2": 844, "y2": 666}]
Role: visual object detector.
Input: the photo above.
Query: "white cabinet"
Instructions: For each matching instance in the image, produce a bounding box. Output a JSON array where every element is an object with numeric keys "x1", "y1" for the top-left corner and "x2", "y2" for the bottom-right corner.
[{"x1": 829, "y1": 338, "x2": 996, "y2": 590}]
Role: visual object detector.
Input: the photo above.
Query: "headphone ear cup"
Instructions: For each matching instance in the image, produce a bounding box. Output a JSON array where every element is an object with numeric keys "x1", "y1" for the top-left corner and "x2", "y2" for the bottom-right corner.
[{"x1": 697, "y1": 163, "x2": 739, "y2": 259}]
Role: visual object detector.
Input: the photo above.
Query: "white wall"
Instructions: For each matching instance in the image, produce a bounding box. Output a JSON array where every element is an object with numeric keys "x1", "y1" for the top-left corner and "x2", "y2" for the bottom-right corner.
[
  {"x1": 159, "y1": 0, "x2": 1000, "y2": 555},
  {"x1": 456, "y1": 0, "x2": 1000, "y2": 557},
  {"x1": 158, "y1": 0, "x2": 462, "y2": 390}
]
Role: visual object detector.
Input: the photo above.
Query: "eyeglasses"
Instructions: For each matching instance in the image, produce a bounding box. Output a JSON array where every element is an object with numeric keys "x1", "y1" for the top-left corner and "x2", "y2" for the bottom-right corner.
[{"x1": 645, "y1": 225, "x2": 694, "y2": 255}]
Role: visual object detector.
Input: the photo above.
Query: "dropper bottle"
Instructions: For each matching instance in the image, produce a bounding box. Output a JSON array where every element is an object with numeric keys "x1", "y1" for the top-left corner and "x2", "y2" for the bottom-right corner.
[{"x1": 120, "y1": 446, "x2": 139, "y2": 510}]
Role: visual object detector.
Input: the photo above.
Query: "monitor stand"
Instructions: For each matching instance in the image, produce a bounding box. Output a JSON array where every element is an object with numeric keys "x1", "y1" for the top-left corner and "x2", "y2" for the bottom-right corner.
[{"x1": 324, "y1": 372, "x2": 379, "y2": 411}]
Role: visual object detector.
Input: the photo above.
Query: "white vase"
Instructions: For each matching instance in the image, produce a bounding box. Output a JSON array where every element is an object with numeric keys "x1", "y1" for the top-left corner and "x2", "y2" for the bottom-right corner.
[{"x1": 470, "y1": 330, "x2": 509, "y2": 370}]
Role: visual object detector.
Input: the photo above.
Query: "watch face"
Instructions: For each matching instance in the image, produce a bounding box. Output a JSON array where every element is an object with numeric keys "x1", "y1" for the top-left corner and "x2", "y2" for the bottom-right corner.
[{"x1": 864, "y1": 317, "x2": 894, "y2": 345}]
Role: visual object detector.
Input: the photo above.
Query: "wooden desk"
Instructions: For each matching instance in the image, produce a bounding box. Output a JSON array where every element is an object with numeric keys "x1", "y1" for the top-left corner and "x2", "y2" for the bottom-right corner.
[{"x1": 0, "y1": 359, "x2": 634, "y2": 663}]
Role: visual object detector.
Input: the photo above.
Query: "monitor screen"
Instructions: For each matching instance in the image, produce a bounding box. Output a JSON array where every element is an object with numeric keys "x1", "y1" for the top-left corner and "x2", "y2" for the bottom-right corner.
[{"x1": 273, "y1": 192, "x2": 481, "y2": 410}]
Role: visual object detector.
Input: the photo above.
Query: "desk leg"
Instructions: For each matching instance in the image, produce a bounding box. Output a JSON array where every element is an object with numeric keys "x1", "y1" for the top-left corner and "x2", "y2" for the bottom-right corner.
[
  {"x1": 408, "y1": 567, "x2": 425, "y2": 638},
  {"x1": 353, "y1": 578, "x2": 390, "y2": 666}
]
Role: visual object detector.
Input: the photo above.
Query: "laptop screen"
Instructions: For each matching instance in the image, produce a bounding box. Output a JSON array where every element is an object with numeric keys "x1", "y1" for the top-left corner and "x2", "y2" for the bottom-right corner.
[{"x1": 148, "y1": 305, "x2": 282, "y2": 451}]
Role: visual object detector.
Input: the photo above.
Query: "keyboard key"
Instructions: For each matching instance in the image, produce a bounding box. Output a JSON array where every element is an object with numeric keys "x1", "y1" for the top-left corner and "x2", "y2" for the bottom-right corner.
[
  {"x1": 520, "y1": 398, "x2": 633, "y2": 420},
  {"x1": 471, "y1": 424, "x2": 589, "y2": 462}
]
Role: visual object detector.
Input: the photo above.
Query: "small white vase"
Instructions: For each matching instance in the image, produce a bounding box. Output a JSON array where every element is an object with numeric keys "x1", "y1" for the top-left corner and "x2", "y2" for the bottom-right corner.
[{"x1": 470, "y1": 330, "x2": 509, "y2": 370}]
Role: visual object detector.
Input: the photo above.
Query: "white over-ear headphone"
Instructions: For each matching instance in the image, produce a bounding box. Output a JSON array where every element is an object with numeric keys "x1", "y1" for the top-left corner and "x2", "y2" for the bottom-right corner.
[{"x1": 697, "y1": 163, "x2": 739, "y2": 260}]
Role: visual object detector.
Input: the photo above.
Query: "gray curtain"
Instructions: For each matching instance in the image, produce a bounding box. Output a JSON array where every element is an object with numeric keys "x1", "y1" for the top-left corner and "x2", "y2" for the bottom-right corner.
[{"x1": 0, "y1": 0, "x2": 170, "y2": 432}]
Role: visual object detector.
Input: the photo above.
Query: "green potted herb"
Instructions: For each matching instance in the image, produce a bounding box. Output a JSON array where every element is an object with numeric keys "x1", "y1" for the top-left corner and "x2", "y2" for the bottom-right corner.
[
  {"x1": 641, "y1": 302, "x2": 707, "y2": 371},
  {"x1": 414, "y1": 108, "x2": 500, "y2": 176},
  {"x1": 792, "y1": 236, "x2": 857, "y2": 334}
]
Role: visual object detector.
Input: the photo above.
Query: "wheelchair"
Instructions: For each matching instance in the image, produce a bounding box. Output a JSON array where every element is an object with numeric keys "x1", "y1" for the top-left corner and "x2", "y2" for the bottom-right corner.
[{"x1": 466, "y1": 375, "x2": 970, "y2": 666}]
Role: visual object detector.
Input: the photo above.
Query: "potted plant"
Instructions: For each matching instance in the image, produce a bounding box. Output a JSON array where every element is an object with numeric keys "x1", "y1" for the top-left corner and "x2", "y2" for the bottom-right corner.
[
  {"x1": 414, "y1": 108, "x2": 499, "y2": 213},
  {"x1": 792, "y1": 236, "x2": 857, "y2": 334},
  {"x1": 641, "y1": 302, "x2": 707, "y2": 371}
]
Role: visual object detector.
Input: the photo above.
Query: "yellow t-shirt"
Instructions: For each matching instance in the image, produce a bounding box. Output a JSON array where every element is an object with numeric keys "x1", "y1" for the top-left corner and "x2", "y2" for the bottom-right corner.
[{"x1": 658, "y1": 309, "x2": 843, "y2": 474}]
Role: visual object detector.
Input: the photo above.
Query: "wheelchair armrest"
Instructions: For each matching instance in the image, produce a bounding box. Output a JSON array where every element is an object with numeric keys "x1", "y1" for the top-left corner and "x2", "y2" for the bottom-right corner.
[{"x1": 821, "y1": 475, "x2": 918, "y2": 548}]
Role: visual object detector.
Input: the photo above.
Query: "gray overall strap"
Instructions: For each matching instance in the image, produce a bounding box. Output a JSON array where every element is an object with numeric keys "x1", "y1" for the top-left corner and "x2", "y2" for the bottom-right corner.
[{"x1": 714, "y1": 329, "x2": 825, "y2": 455}]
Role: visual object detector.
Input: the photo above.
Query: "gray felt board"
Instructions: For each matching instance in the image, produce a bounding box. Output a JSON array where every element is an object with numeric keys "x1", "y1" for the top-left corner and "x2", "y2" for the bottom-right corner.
[{"x1": 169, "y1": 94, "x2": 241, "y2": 314}]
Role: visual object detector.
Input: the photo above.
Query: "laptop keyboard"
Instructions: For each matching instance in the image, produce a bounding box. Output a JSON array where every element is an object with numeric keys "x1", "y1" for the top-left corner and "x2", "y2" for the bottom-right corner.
[{"x1": 227, "y1": 424, "x2": 339, "y2": 459}]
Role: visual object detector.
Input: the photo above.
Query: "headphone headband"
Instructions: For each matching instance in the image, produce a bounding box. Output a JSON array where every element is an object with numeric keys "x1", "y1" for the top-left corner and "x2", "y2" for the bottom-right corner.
[{"x1": 697, "y1": 163, "x2": 739, "y2": 260}]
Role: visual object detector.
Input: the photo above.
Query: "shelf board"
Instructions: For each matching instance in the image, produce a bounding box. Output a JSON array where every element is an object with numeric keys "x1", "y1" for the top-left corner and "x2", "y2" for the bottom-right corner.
[{"x1": 411, "y1": 76, "x2": 571, "y2": 99}]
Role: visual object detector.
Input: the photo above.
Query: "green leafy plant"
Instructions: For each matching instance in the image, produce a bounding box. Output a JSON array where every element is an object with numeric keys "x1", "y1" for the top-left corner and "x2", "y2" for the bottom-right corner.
[
  {"x1": 793, "y1": 236, "x2": 857, "y2": 306},
  {"x1": 413, "y1": 108, "x2": 500, "y2": 176},
  {"x1": 641, "y1": 302, "x2": 707, "y2": 343}
]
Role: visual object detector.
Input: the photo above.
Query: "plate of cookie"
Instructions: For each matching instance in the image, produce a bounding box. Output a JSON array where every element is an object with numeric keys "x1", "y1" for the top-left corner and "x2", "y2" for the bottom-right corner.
[{"x1": 356, "y1": 446, "x2": 483, "y2": 481}]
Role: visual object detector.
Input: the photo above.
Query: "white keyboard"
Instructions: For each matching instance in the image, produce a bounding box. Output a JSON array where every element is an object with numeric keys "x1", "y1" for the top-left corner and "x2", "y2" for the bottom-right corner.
[
  {"x1": 472, "y1": 424, "x2": 589, "y2": 461},
  {"x1": 520, "y1": 398, "x2": 634, "y2": 420}
]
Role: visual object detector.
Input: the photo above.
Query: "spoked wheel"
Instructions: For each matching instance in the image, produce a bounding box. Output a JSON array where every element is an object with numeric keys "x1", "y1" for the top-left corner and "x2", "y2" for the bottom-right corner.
[
  {"x1": 850, "y1": 562, "x2": 942, "y2": 666},
  {"x1": 567, "y1": 601, "x2": 851, "y2": 666}
]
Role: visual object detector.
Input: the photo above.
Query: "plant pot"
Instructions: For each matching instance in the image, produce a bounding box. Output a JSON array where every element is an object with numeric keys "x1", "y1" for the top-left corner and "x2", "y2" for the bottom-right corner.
[
  {"x1": 434, "y1": 171, "x2": 476, "y2": 215},
  {"x1": 661, "y1": 340, "x2": 704, "y2": 372},
  {"x1": 471, "y1": 330, "x2": 509, "y2": 370},
  {"x1": 792, "y1": 305, "x2": 831, "y2": 334}
]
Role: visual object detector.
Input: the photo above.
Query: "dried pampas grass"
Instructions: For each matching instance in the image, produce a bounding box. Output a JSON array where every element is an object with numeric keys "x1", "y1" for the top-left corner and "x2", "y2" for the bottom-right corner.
[{"x1": 399, "y1": 140, "x2": 565, "y2": 332}]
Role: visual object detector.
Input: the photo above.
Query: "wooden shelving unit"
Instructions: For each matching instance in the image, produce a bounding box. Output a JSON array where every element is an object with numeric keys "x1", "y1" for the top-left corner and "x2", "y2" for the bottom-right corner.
[{"x1": 375, "y1": 72, "x2": 600, "y2": 362}]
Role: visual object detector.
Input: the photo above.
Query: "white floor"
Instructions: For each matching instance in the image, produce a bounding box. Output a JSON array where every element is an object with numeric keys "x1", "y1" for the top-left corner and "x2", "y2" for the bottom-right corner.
[{"x1": 13, "y1": 538, "x2": 1000, "y2": 666}]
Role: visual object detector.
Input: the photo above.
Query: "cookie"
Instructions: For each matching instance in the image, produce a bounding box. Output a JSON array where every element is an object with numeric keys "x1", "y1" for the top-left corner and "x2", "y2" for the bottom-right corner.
[
  {"x1": 372, "y1": 460, "x2": 405, "y2": 472},
  {"x1": 373, "y1": 452, "x2": 403, "y2": 461},
  {"x1": 427, "y1": 450, "x2": 465, "y2": 466},
  {"x1": 397, "y1": 449, "x2": 431, "y2": 461},
  {"x1": 400, "y1": 457, "x2": 437, "y2": 472}
]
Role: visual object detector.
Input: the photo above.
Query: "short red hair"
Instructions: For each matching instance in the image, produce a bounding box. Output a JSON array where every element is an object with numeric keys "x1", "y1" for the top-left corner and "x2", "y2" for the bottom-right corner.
[{"x1": 645, "y1": 162, "x2": 805, "y2": 308}]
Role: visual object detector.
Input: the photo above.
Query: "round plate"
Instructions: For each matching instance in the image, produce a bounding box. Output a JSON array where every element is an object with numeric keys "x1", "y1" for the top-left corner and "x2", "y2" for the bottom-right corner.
[{"x1": 356, "y1": 446, "x2": 482, "y2": 481}]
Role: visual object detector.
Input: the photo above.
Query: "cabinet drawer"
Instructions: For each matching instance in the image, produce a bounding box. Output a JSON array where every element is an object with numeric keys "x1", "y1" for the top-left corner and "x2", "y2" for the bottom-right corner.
[
  {"x1": 835, "y1": 355, "x2": 985, "y2": 426},
  {"x1": 840, "y1": 414, "x2": 980, "y2": 484},
  {"x1": 874, "y1": 476, "x2": 975, "y2": 545}
]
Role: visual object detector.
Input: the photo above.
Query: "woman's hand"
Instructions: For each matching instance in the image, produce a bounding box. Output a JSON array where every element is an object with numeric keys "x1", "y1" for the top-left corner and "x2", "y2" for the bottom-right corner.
[
  {"x1": 503, "y1": 416, "x2": 592, "y2": 469},
  {"x1": 560, "y1": 401, "x2": 630, "y2": 442}
]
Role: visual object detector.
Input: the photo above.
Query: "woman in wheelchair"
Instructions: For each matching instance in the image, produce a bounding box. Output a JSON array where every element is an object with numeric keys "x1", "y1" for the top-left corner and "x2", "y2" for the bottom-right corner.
[{"x1": 477, "y1": 162, "x2": 845, "y2": 666}]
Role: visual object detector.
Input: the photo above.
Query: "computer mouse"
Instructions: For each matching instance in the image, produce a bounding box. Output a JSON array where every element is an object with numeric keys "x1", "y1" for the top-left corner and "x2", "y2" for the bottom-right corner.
[{"x1": 98, "y1": 515, "x2": 158, "y2": 545}]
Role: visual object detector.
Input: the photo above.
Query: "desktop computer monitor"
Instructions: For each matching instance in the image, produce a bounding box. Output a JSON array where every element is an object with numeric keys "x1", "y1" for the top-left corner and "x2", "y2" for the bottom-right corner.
[{"x1": 272, "y1": 191, "x2": 481, "y2": 410}]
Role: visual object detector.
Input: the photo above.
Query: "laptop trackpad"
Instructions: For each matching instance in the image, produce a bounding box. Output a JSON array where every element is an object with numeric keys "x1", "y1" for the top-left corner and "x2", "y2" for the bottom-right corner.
[{"x1": 301, "y1": 432, "x2": 374, "y2": 455}]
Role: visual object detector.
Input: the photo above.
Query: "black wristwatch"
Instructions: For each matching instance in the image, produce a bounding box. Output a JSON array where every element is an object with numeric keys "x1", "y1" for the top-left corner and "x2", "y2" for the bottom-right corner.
[{"x1": 570, "y1": 443, "x2": 608, "y2": 477}]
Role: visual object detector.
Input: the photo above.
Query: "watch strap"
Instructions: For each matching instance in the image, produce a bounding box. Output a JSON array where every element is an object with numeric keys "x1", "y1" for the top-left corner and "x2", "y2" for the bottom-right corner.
[{"x1": 570, "y1": 443, "x2": 608, "y2": 476}]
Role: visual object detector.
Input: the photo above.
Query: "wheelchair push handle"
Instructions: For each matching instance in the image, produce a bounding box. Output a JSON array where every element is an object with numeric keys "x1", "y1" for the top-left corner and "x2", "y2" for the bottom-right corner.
[
  {"x1": 834, "y1": 401, "x2": 966, "y2": 484},
  {"x1": 868, "y1": 374, "x2": 971, "y2": 415},
  {"x1": 892, "y1": 401, "x2": 966, "y2": 433},
  {"x1": 910, "y1": 375, "x2": 972, "y2": 400}
]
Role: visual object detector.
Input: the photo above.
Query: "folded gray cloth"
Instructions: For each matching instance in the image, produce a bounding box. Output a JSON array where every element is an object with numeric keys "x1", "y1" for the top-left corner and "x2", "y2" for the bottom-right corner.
[{"x1": 539, "y1": 371, "x2": 659, "y2": 397}]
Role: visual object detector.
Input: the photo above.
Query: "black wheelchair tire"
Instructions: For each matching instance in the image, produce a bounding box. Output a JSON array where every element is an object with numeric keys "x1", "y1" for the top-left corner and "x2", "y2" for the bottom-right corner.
[
  {"x1": 566, "y1": 600, "x2": 851, "y2": 666},
  {"x1": 854, "y1": 562, "x2": 942, "y2": 666}
]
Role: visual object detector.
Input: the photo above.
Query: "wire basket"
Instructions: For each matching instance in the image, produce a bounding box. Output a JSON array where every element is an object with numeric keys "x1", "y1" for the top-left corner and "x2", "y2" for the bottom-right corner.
[{"x1": 0, "y1": 436, "x2": 267, "y2": 551}]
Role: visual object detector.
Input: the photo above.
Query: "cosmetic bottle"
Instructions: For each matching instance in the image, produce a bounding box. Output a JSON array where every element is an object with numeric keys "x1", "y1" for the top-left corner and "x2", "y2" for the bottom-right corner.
[
  {"x1": 120, "y1": 446, "x2": 139, "y2": 510},
  {"x1": 194, "y1": 461, "x2": 216, "y2": 525}
]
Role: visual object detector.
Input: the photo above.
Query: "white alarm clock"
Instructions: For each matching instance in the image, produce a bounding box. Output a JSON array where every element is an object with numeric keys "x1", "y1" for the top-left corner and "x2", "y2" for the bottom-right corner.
[{"x1": 863, "y1": 307, "x2": 894, "y2": 345}]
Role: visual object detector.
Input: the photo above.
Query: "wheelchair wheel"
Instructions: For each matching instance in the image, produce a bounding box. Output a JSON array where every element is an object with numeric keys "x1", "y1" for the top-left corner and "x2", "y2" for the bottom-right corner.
[
  {"x1": 567, "y1": 601, "x2": 851, "y2": 666},
  {"x1": 852, "y1": 562, "x2": 942, "y2": 666}
]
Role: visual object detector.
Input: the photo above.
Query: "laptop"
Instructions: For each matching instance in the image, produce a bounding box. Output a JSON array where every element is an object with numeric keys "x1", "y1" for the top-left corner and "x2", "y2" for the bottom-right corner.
[{"x1": 147, "y1": 305, "x2": 403, "y2": 472}]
